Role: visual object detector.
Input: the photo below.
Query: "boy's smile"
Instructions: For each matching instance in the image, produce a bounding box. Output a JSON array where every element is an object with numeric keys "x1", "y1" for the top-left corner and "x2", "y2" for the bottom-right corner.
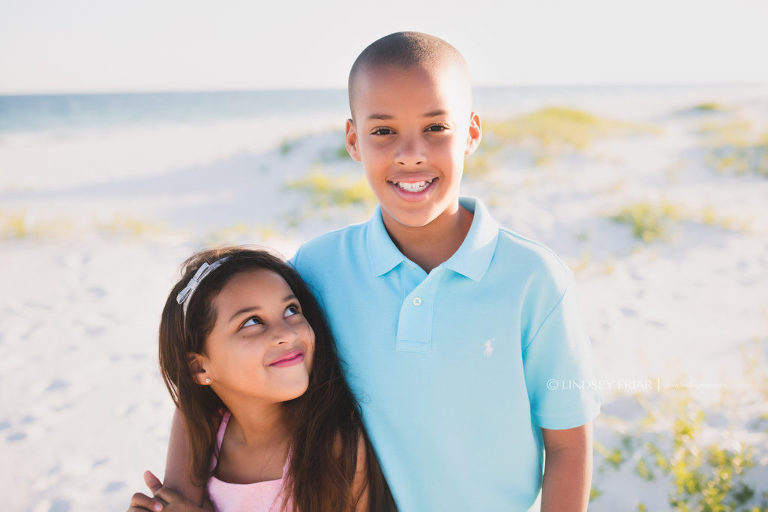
[
  {"x1": 388, "y1": 173, "x2": 437, "y2": 198},
  {"x1": 345, "y1": 63, "x2": 481, "y2": 240}
]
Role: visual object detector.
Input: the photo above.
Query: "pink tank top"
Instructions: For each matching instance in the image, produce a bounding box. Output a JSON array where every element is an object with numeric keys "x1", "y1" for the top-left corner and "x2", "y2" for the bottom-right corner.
[{"x1": 207, "y1": 411, "x2": 292, "y2": 512}]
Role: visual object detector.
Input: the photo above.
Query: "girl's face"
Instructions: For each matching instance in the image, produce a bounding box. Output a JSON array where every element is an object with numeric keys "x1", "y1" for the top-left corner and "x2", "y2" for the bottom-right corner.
[{"x1": 193, "y1": 268, "x2": 315, "y2": 405}]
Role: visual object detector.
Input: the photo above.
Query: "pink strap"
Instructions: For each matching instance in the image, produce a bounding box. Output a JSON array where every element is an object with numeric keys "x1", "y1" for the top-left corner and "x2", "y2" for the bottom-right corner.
[
  {"x1": 217, "y1": 410, "x2": 231, "y2": 449},
  {"x1": 209, "y1": 410, "x2": 231, "y2": 471}
]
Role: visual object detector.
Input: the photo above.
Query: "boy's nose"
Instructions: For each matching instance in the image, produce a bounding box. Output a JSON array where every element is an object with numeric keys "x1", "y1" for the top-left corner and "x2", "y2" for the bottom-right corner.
[{"x1": 395, "y1": 136, "x2": 426, "y2": 166}]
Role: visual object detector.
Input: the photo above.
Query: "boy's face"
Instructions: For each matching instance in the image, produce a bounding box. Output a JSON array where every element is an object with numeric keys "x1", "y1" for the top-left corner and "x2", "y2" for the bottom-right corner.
[{"x1": 345, "y1": 64, "x2": 481, "y2": 233}]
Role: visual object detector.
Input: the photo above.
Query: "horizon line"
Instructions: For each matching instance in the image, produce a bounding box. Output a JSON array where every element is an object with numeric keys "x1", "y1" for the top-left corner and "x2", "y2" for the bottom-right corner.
[{"x1": 1, "y1": 80, "x2": 766, "y2": 98}]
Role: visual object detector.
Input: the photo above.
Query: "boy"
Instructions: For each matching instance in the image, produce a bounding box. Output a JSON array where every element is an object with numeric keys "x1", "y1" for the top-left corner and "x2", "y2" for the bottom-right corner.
[
  {"x1": 293, "y1": 32, "x2": 600, "y2": 511},
  {"x1": 132, "y1": 32, "x2": 600, "y2": 512}
]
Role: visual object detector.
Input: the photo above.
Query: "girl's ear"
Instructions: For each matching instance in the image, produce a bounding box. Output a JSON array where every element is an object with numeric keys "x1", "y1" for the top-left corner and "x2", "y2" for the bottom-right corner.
[{"x1": 188, "y1": 352, "x2": 211, "y2": 385}]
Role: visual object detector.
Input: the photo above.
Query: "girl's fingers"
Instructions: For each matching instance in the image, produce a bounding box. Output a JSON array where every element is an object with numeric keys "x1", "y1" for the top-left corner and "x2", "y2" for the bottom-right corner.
[{"x1": 129, "y1": 492, "x2": 164, "y2": 511}]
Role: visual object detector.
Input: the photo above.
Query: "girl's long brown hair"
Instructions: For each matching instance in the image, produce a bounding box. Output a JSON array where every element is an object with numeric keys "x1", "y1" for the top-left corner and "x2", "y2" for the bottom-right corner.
[{"x1": 158, "y1": 247, "x2": 396, "y2": 511}]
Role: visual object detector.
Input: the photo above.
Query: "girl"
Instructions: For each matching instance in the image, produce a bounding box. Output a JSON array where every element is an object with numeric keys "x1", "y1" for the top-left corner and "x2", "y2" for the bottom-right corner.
[{"x1": 129, "y1": 247, "x2": 395, "y2": 512}]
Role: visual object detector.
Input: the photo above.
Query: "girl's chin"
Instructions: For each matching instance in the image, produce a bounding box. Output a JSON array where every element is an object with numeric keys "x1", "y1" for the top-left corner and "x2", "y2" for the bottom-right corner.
[{"x1": 276, "y1": 379, "x2": 310, "y2": 403}]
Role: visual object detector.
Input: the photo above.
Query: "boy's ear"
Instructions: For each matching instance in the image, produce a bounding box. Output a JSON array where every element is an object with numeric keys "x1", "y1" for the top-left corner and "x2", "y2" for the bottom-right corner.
[
  {"x1": 464, "y1": 112, "x2": 482, "y2": 156},
  {"x1": 345, "y1": 118, "x2": 362, "y2": 162},
  {"x1": 187, "y1": 352, "x2": 211, "y2": 385}
]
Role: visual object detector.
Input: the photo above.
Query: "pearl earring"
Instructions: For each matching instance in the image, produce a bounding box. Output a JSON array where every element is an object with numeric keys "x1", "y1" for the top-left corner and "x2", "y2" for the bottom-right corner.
[{"x1": 204, "y1": 377, "x2": 211, "y2": 384}]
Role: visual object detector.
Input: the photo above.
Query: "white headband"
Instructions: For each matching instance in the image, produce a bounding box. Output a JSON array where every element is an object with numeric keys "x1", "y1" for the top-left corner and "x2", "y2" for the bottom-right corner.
[{"x1": 176, "y1": 256, "x2": 231, "y2": 317}]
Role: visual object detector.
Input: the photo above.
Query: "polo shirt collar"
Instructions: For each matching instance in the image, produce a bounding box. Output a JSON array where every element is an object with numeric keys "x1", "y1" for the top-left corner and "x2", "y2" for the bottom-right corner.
[
  {"x1": 366, "y1": 206, "x2": 406, "y2": 276},
  {"x1": 365, "y1": 196, "x2": 500, "y2": 281},
  {"x1": 443, "y1": 196, "x2": 499, "y2": 282}
]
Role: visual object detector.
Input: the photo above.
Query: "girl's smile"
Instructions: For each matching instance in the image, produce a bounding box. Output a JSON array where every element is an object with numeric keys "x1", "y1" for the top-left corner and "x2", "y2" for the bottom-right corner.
[{"x1": 268, "y1": 349, "x2": 305, "y2": 367}]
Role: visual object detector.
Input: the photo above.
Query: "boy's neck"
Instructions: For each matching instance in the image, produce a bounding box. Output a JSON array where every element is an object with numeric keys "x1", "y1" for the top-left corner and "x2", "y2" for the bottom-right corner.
[{"x1": 382, "y1": 202, "x2": 474, "y2": 273}]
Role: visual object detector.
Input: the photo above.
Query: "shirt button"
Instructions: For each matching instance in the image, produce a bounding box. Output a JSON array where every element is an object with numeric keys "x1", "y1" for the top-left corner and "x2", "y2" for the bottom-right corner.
[{"x1": 412, "y1": 297, "x2": 422, "y2": 306}]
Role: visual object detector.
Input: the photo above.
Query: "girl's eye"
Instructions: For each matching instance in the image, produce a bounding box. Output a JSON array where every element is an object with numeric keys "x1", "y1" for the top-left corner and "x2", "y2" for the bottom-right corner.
[
  {"x1": 242, "y1": 316, "x2": 263, "y2": 328},
  {"x1": 284, "y1": 304, "x2": 301, "y2": 317},
  {"x1": 426, "y1": 124, "x2": 448, "y2": 132},
  {"x1": 371, "y1": 127, "x2": 394, "y2": 136}
]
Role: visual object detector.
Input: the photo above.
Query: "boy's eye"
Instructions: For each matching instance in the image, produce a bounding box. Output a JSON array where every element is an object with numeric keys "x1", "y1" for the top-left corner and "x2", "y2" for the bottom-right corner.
[
  {"x1": 285, "y1": 304, "x2": 301, "y2": 317},
  {"x1": 242, "y1": 316, "x2": 263, "y2": 328},
  {"x1": 371, "y1": 127, "x2": 395, "y2": 136},
  {"x1": 426, "y1": 124, "x2": 448, "y2": 132}
]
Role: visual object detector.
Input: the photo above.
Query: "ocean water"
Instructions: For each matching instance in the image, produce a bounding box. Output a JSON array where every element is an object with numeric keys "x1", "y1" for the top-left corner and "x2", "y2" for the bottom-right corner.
[
  {"x1": 0, "y1": 89, "x2": 350, "y2": 135},
  {"x1": 0, "y1": 84, "x2": 765, "y2": 192},
  {"x1": 2, "y1": 84, "x2": 765, "y2": 135}
]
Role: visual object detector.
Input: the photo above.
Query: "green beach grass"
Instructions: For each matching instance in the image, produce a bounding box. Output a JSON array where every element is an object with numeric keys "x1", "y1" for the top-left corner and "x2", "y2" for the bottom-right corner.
[
  {"x1": 592, "y1": 339, "x2": 768, "y2": 511},
  {"x1": 97, "y1": 214, "x2": 167, "y2": 238},
  {"x1": 701, "y1": 120, "x2": 768, "y2": 177},
  {"x1": 0, "y1": 209, "x2": 32, "y2": 238},
  {"x1": 610, "y1": 200, "x2": 747, "y2": 243},
  {"x1": 285, "y1": 169, "x2": 375, "y2": 209},
  {"x1": 611, "y1": 201, "x2": 683, "y2": 242},
  {"x1": 0, "y1": 209, "x2": 73, "y2": 239},
  {"x1": 593, "y1": 392, "x2": 766, "y2": 511},
  {"x1": 465, "y1": 107, "x2": 658, "y2": 175}
]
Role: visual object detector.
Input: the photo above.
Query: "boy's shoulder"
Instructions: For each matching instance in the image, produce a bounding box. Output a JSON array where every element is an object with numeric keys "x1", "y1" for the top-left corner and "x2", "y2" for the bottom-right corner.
[
  {"x1": 291, "y1": 220, "x2": 368, "y2": 269},
  {"x1": 493, "y1": 225, "x2": 574, "y2": 291},
  {"x1": 454, "y1": 196, "x2": 573, "y2": 289},
  {"x1": 298, "y1": 220, "x2": 367, "y2": 250}
]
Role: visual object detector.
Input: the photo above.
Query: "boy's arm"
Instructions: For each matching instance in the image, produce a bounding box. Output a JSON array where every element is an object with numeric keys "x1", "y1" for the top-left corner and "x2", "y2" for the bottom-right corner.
[
  {"x1": 163, "y1": 408, "x2": 206, "y2": 505},
  {"x1": 540, "y1": 422, "x2": 592, "y2": 512},
  {"x1": 128, "y1": 410, "x2": 209, "y2": 511}
]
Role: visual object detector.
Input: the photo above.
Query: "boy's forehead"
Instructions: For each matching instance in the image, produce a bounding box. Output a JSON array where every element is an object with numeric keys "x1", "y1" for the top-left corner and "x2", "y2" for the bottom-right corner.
[{"x1": 349, "y1": 63, "x2": 472, "y2": 119}]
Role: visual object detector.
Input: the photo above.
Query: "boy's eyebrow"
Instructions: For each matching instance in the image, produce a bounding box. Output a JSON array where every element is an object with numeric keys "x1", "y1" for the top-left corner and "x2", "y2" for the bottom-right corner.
[
  {"x1": 366, "y1": 110, "x2": 447, "y2": 121},
  {"x1": 228, "y1": 295, "x2": 297, "y2": 322}
]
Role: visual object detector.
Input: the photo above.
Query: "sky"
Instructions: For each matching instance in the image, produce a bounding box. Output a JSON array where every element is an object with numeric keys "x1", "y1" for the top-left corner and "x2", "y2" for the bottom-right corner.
[{"x1": 0, "y1": 0, "x2": 766, "y2": 94}]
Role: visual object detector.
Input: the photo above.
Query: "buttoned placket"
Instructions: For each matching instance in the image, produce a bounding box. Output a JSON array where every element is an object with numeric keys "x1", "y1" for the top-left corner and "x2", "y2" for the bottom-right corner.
[{"x1": 395, "y1": 264, "x2": 446, "y2": 352}]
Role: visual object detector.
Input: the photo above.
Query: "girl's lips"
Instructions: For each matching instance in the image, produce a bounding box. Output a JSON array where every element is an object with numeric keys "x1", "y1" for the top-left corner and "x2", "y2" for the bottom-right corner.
[{"x1": 269, "y1": 350, "x2": 305, "y2": 367}]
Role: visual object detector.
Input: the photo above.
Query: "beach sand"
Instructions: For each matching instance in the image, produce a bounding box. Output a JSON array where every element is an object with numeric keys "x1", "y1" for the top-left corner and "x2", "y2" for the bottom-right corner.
[{"x1": 1, "y1": 88, "x2": 767, "y2": 511}]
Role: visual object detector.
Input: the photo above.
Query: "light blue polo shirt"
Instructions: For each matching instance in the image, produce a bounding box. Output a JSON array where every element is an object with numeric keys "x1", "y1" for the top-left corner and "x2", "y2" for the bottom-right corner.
[{"x1": 291, "y1": 197, "x2": 600, "y2": 512}]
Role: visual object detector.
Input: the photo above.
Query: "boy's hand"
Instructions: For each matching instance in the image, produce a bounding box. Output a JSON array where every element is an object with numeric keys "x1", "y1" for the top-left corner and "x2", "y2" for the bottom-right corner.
[{"x1": 127, "y1": 471, "x2": 213, "y2": 512}]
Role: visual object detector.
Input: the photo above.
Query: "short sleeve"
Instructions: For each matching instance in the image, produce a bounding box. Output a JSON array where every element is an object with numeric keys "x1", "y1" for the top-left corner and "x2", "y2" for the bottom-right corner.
[{"x1": 523, "y1": 280, "x2": 601, "y2": 430}]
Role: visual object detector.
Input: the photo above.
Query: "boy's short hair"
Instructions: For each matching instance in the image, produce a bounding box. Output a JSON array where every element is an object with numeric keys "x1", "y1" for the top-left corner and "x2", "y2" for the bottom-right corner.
[{"x1": 348, "y1": 31, "x2": 471, "y2": 115}]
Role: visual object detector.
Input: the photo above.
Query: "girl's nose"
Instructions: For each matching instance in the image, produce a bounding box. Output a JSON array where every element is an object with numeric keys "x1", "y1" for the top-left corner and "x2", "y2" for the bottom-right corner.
[
  {"x1": 395, "y1": 135, "x2": 425, "y2": 167},
  {"x1": 273, "y1": 321, "x2": 299, "y2": 345}
]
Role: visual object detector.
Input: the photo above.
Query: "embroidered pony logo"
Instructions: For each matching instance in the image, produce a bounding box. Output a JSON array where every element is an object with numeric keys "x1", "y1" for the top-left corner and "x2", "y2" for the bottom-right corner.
[{"x1": 483, "y1": 338, "x2": 495, "y2": 358}]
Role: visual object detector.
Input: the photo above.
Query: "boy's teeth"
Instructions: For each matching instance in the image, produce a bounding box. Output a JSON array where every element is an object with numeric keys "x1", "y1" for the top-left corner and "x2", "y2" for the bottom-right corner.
[{"x1": 396, "y1": 180, "x2": 431, "y2": 192}]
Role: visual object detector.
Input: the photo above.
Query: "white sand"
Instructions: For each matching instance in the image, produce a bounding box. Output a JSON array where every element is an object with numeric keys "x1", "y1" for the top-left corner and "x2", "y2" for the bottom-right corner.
[{"x1": 1, "y1": 91, "x2": 767, "y2": 511}]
